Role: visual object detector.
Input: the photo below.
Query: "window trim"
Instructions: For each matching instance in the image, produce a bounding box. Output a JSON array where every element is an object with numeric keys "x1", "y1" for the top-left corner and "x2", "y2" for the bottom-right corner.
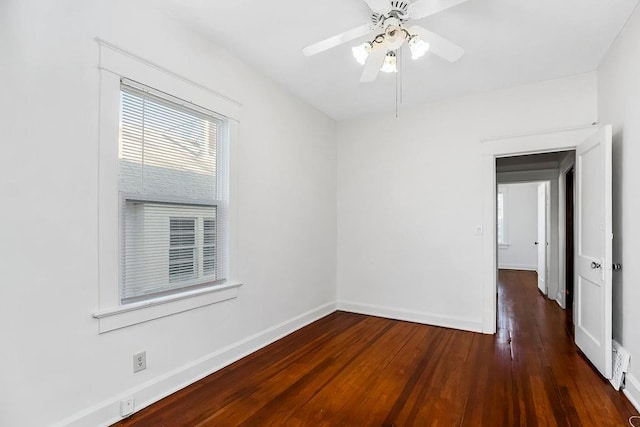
[
  {"x1": 93, "y1": 282, "x2": 242, "y2": 333},
  {"x1": 94, "y1": 40, "x2": 241, "y2": 333}
]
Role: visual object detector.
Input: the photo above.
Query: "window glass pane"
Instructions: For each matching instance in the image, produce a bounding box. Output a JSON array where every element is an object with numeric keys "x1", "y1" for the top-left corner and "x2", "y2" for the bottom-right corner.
[
  {"x1": 121, "y1": 202, "x2": 217, "y2": 304},
  {"x1": 120, "y1": 84, "x2": 218, "y2": 202}
]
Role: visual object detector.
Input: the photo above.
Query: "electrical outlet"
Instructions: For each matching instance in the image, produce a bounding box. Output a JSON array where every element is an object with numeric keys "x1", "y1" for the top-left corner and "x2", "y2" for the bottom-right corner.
[
  {"x1": 120, "y1": 397, "x2": 134, "y2": 417},
  {"x1": 133, "y1": 351, "x2": 146, "y2": 373}
]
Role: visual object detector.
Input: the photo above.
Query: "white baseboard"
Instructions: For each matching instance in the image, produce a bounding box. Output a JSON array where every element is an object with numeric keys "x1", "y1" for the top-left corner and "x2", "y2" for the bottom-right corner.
[
  {"x1": 337, "y1": 301, "x2": 483, "y2": 333},
  {"x1": 555, "y1": 291, "x2": 566, "y2": 308},
  {"x1": 52, "y1": 301, "x2": 337, "y2": 427},
  {"x1": 624, "y1": 372, "x2": 640, "y2": 413},
  {"x1": 498, "y1": 264, "x2": 537, "y2": 271}
]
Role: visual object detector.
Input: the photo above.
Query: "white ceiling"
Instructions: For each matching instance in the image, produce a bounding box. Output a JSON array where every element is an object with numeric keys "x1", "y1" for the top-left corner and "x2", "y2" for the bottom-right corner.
[{"x1": 159, "y1": 0, "x2": 639, "y2": 120}]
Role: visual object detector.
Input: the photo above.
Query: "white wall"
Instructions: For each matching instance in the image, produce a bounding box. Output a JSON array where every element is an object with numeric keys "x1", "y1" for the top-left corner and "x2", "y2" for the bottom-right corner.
[
  {"x1": 0, "y1": 1, "x2": 337, "y2": 426},
  {"x1": 598, "y1": 2, "x2": 640, "y2": 411},
  {"x1": 337, "y1": 72, "x2": 597, "y2": 332},
  {"x1": 498, "y1": 183, "x2": 539, "y2": 271}
]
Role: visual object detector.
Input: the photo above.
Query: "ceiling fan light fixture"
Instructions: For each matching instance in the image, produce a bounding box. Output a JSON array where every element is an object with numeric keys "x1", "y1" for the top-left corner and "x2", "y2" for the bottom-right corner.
[
  {"x1": 352, "y1": 42, "x2": 372, "y2": 65},
  {"x1": 408, "y1": 36, "x2": 429, "y2": 60},
  {"x1": 380, "y1": 52, "x2": 397, "y2": 73}
]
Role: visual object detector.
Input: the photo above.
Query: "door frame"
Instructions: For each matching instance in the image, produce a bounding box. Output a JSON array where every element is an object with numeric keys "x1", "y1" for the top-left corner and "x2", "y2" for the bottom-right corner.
[
  {"x1": 563, "y1": 167, "x2": 576, "y2": 335},
  {"x1": 480, "y1": 125, "x2": 598, "y2": 334},
  {"x1": 537, "y1": 181, "x2": 550, "y2": 295},
  {"x1": 558, "y1": 154, "x2": 576, "y2": 309}
]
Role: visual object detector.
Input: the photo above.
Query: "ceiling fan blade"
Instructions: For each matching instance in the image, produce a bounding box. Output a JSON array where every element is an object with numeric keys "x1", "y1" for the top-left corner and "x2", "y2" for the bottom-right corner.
[
  {"x1": 363, "y1": 0, "x2": 392, "y2": 14},
  {"x1": 360, "y1": 45, "x2": 388, "y2": 82},
  {"x1": 409, "y1": 0, "x2": 470, "y2": 20},
  {"x1": 303, "y1": 24, "x2": 373, "y2": 56},
  {"x1": 408, "y1": 25, "x2": 464, "y2": 62}
]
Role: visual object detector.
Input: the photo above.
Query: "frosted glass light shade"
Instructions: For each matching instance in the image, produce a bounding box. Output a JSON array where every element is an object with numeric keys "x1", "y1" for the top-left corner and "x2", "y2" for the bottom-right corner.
[
  {"x1": 352, "y1": 43, "x2": 372, "y2": 65},
  {"x1": 408, "y1": 36, "x2": 430, "y2": 60},
  {"x1": 380, "y1": 52, "x2": 397, "y2": 73}
]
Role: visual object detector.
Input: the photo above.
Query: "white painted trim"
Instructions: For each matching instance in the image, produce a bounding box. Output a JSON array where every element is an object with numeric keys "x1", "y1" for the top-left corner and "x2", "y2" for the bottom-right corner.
[
  {"x1": 624, "y1": 373, "x2": 640, "y2": 413},
  {"x1": 96, "y1": 38, "x2": 241, "y2": 121},
  {"x1": 557, "y1": 152, "x2": 575, "y2": 311},
  {"x1": 498, "y1": 264, "x2": 537, "y2": 271},
  {"x1": 481, "y1": 124, "x2": 597, "y2": 144},
  {"x1": 337, "y1": 301, "x2": 483, "y2": 333},
  {"x1": 93, "y1": 282, "x2": 243, "y2": 333},
  {"x1": 559, "y1": 152, "x2": 576, "y2": 174},
  {"x1": 482, "y1": 309, "x2": 495, "y2": 333},
  {"x1": 53, "y1": 301, "x2": 337, "y2": 427},
  {"x1": 556, "y1": 291, "x2": 565, "y2": 307},
  {"x1": 481, "y1": 126, "x2": 598, "y2": 334}
]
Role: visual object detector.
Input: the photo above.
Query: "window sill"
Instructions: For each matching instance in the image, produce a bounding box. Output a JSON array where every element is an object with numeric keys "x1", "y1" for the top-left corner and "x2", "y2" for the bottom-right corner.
[
  {"x1": 498, "y1": 243, "x2": 511, "y2": 249},
  {"x1": 93, "y1": 282, "x2": 242, "y2": 333}
]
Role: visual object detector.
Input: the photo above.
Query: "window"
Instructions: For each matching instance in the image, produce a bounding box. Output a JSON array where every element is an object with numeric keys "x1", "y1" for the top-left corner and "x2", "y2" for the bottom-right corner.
[
  {"x1": 497, "y1": 185, "x2": 508, "y2": 245},
  {"x1": 94, "y1": 44, "x2": 242, "y2": 333},
  {"x1": 119, "y1": 79, "x2": 228, "y2": 304}
]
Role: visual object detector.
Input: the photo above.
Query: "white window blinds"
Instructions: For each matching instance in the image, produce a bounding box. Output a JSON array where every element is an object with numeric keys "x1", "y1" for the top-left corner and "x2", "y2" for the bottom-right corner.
[{"x1": 119, "y1": 79, "x2": 228, "y2": 304}]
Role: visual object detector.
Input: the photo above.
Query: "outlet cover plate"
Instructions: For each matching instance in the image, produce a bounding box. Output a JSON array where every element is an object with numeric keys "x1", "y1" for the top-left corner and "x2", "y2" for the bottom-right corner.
[
  {"x1": 120, "y1": 397, "x2": 134, "y2": 417},
  {"x1": 133, "y1": 351, "x2": 146, "y2": 373}
]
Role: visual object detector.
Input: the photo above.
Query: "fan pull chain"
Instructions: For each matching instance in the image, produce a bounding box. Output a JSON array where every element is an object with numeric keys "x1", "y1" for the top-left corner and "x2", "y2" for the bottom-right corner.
[
  {"x1": 395, "y1": 48, "x2": 404, "y2": 118},
  {"x1": 400, "y1": 48, "x2": 403, "y2": 106},
  {"x1": 395, "y1": 58, "x2": 398, "y2": 118}
]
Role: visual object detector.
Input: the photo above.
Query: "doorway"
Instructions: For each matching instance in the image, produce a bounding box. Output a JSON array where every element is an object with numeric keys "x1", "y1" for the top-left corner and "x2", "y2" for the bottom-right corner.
[
  {"x1": 481, "y1": 124, "x2": 613, "y2": 379},
  {"x1": 479, "y1": 124, "x2": 597, "y2": 335},
  {"x1": 495, "y1": 151, "x2": 575, "y2": 307},
  {"x1": 495, "y1": 151, "x2": 583, "y2": 341}
]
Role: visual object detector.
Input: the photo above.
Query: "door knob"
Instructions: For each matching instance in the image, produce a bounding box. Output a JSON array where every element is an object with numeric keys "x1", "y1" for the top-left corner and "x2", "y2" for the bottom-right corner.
[
  {"x1": 534, "y1": 241, "x2": 539, "y2": 245},
  {"x1": 591, "y1": 261, "x2": 602, "y2": 269},
  {"x1": 613, "y1": 263, "x2": 622, "y2": 271}
]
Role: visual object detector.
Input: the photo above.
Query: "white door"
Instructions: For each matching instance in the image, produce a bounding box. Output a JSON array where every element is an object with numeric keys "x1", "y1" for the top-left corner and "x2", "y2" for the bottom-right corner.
[
  {"x1": 575, "y1": 125, "x2": 613, "y2": 379},
  {"x1": 537, "y1": 183, "x2": 547, "y2": 294}
]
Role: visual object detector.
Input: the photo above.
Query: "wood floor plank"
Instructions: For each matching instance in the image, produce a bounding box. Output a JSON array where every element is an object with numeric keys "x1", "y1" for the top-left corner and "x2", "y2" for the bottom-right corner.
[
  {"x1": 114, "y1": 270, "x2": 638, "y2": 426},
  {"x1": 288, "y1": 321, "x2": 420, "y2": 426},
  {"x1": 194, "y1": 316, "x2": 393, "y2": 426}
]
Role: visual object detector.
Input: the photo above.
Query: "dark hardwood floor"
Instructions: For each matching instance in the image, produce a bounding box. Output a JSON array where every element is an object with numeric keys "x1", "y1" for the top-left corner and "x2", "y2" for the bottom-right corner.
[{"x1": 115, "y1": 270, "x2": 638, "y2": 426}]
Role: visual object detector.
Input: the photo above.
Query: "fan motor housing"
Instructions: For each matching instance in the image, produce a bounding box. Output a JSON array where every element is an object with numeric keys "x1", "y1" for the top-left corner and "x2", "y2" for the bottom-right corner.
[{"x1": 371, "y1": 1, "x2": 410, "y2": 25}]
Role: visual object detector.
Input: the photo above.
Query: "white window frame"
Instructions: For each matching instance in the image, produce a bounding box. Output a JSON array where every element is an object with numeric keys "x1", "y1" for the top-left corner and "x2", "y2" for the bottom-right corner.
[
  {"x1": 497, "y1": 185, "x2": 509, "y2": 248},
  {"x1": 93, "y1": 40, "x2": 242, "y2": 333}
]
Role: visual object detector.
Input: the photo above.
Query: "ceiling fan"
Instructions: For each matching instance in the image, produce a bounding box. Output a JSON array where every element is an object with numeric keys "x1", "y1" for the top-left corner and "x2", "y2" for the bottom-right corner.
[{"x1": 302, "y1": 0, "x2": 469, "y2": 82}]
